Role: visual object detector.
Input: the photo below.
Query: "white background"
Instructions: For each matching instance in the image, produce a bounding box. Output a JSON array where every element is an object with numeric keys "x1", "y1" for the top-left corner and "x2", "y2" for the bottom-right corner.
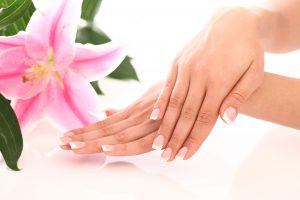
[{"x1": 1, "y1": 0, "x2": 300, "y2": 200}]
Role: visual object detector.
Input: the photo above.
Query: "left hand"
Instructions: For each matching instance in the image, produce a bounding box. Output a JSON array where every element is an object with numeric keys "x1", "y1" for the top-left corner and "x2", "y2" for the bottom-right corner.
[{"x1": 59, "y1": 83, "x2": 163, "y2": 156}]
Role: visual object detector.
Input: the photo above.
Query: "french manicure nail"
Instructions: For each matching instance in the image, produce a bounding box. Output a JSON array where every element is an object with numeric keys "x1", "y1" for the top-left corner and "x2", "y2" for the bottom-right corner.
[
  {"x1": 161, "y1": 148, "x2": 172, "y2": 161},
  {"x1": 176, "y1": 147, "x2": 188, "y2": 160},
  {"x1": 102, "y1": 145, "x2": 115, "y2": 152},
  {"x1": 59, "y1": 137, "x2": 72, "y2": 146},
  {"x1": 152, "y1": 135, "x2": 164, "y2": 150},
  {"x1": 63, "y1": 131, "x2": 74, "y2": 137},
  {"x1": 223, "y1": 107, "x2": 238, "y2": 125},
  {"x1": 69, "y1": 142, "x2": 86, "y2": 150},
  {"x1": 150, "y1": 108, "x2": 160, "y2": 120}
]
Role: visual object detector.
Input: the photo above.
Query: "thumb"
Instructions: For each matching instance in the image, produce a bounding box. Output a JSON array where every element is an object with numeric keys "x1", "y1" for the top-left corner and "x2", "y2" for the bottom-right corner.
[{"x1": 220, "y1": 64, "x2": 263, "y2": 125}]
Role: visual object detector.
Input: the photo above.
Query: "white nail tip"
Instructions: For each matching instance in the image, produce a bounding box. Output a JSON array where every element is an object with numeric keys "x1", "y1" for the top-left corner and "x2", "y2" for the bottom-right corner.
[
  {"x1": 152, "y1": 144, "x2": 163, "y2": 150},
  {"x1": 222, "y1": 113, "x2": 233, "y2": 125},
  {"x1": 150, "y1": 108, "x2": 160, "y2": 120},
  {"x1": 69, "y1": 142, "x2": 85, "y2": 149},
  {"x1": 102, "y1": 145, "x2": 115, "y2": 152}
]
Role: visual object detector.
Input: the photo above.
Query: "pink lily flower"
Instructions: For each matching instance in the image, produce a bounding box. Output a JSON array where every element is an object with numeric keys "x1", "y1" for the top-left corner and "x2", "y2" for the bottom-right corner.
[{"x1": 0, "y1": 0, "x2": 125, "y2": 132}]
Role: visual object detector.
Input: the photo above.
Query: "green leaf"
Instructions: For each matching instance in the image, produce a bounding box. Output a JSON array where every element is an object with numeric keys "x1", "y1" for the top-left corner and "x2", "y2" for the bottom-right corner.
[
  {"x1": 108, "y1": 56, "x2": 139, "y2": 81},
  {"x1": 76, "y1": 25, "x2": 110, "y2": 45},
  {"x1": 81, "y1": 0, "x2": 102, "y2": 22},
  {"x1": 76, "y1": 26, "x2": 139, "y2": 81},
  {"x1": 90, "y1": 81, "x2": 104, "y2": 95},
  {"x1": 0, "y1": 93, "x2": 23, "y2": 171},
  {"x1": 0, "y1": 0, "x2": 34, "y2": 32}
]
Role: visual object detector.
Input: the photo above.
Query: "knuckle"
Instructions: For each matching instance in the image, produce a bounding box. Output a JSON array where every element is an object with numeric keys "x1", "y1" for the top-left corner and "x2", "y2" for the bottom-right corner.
[
  {"x1": 138, "y1": 137, "x2": 149, "y2": 148},
  {"x1": 165, "y1": 80, "x2": 173, "y2": 89},
  {"x1": 114, "y1": 132, "x2": 127, "y2": 143},
  {"x1": 95, "y1": 120, "x2": 107, "y2": 129},
  {"x1": 169, "y1": 95, "x2": 183, "y2": 108},
  {"x1": 230, "y1": 91, "x2": 247, "y2": 104},
  {"x1": 72, "y1": 134, "x2": 84, "y2": 141},
  {"x1": 71, "y1": 129, "x2": 82, "y2": 135},
  {"x1": 102, "y1": 126, "x2": 112, "y2": 135},
  {"x1": 196, "y1": 112, "x2": 212, "y2": 126},
  {"x1": 186, "y1": 135, "x2": 199, "y2": 146},
  {"x1": 157, "y1": 94, "x2": 169, "y2": 106},
  {"x1": 181, "y1": 107, "x2": 196, "y2": 121}
]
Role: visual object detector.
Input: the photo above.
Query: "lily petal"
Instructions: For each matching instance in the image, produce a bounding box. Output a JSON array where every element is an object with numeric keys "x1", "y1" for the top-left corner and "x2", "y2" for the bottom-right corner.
[
  {"x1": 12, "y1": 93, "x2": 45, "y2": 134},
  {"x1": 26, "y1": 0, "x2": 83, "y2": 68},
  {"x1": 44, "y1": 73, "x2": 102, "y2": 131},
  {"x1": 0, "y1": 32, "x2": 26, "y2": 53},
  {"x1": 71, "y1": 42, "x2": 126, "y2": 81},
  {"x1": 0, "y1": 47, "x2": 44, "y2": 100}
]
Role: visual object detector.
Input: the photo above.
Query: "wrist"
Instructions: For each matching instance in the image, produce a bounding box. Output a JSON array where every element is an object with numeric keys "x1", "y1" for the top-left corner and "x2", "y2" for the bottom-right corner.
[
  {"x1": 248, "y1": 6, "x2": 287, "y2": 52},
  {"x1": 211, "y1": 7, "x2": 265, "y2": 47}
]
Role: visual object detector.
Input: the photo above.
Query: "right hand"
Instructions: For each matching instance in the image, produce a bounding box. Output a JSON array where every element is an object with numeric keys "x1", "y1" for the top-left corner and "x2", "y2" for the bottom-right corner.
[{"x1": 150, "y1": 7, "x2": 265, "y2": 161}]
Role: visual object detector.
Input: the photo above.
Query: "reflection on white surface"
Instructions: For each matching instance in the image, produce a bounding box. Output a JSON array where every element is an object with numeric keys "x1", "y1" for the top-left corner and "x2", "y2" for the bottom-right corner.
[
  {"x1": 1, "y1": 117, "x2": 300, "y2": 200},
  {"x1": 228, "y1": 127, "x2": 300, "y2": 200}
]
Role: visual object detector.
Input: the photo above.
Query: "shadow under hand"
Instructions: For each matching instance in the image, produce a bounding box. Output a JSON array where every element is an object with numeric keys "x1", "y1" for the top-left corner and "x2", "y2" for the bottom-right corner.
[
  {"x1": 227, "y1": 126, "x2": 300, "y2": 200},
  {"x1": 87, "y1": 161, "x2": 200, "y2": 200}
]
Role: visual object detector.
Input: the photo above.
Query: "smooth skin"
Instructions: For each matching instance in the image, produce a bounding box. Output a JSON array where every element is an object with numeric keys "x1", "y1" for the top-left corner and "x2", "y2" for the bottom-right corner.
[
  {"x1": 60, "y1": 0, "x2": 300, "y2": 160},
  {"x1": 60, "y1": 72, "x2": 300, "y2": 158},
  {"x1": 150, "y1": 0, "x2": 300, "y2": 161},
  {"x1": 59, "y1": 83, "x2": 162, "y2": 155}
]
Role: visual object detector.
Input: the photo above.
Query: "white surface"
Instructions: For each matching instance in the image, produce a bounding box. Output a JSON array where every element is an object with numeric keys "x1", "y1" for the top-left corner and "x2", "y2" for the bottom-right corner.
[{"x1": 1, "y1": 0, "x2": 300, "y2": 199}]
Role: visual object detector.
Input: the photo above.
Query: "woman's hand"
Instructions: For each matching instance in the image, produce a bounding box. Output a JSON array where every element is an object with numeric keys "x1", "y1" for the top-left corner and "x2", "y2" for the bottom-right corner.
[
  {"x1": 59, "y1": 82, "x2": 163, "y2": 156},
  {"x1": 150, "y1": 7, "x2": 265, "y2": 161}
]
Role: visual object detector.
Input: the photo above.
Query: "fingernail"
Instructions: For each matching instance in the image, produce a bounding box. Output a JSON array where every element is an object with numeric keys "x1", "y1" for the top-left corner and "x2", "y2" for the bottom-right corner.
[
  {"x1": 59, "y1": 137, "x2": 72, "y2": 146},
  {"x1": 102, "y1": 145, "x2": 115, "y2": 152},
  {"x1": 176, "y1": 147, "x2": 188, "y2": 160},
  {"x1": 161, "y1": 148, "x2": 172, "y2": 161},
  {"x1": 150, "y1": 108, "x2": 160, "y2": 120},
  {"x1": 63, "y1": 132, "x2": 74, "y2": 137},
  {"x1": 152, "y1": 135, "x2": 164, "y2": 150},
  {"x1": 223, "y1": 107, "x2": 238, "y2": 125},
  {"x1": 69, "y1": 142, "x2": 86, "y2": 150}
]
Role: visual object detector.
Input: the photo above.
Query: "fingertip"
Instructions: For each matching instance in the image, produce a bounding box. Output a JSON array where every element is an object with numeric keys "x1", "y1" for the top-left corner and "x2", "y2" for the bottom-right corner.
[
  {"x1": 105, "y1": 109, "x2": 118, "y2": 117},
  {"x1": 102, "y1": 145, "x2": 115, "y2": 152},
  {"x1": 161, "y1": 147, "x2": 172, "y2": 162},
  {"x1": 150, "y1": 108, "x2": 161, "y2": 120},
  {"x1": 176, "y1": 147, "x2": 188, "y2": 160},
  {"x1": 60, "y1": 145, "x2": 71, "y2": 150},
  {"x1": 221, "y1": 106, "x2": 238, "y2": 125},
  {"x1": 152, "y1": 135, "x2": 165, "y2": 150}
]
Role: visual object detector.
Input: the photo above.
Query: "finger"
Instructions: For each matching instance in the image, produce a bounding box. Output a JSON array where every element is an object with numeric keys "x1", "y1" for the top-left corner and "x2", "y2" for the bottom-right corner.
[
  {"x1": 61, "y1": 110, "x2": 150, "y2": 144},
  {"x1": 101, "y1": 132, "x2": 157, "y2": 156},
  {"x1": 220, "y1": 60, "x2": 264, "y2": 125},
  {"x1": 161, "y1": 78, "x2": 205, "y2": 161},
  {"x1": 152, "y1": 65, "x2": 190, "y2": 151},
  {"x1": 105, "y1": 109, "x2": 118, "y2": 117},
  {"x1": 63, "y1": 90, "x2": 157, "y2": 138},
  {"x1": 71, "y1": 122, "x2": 157, "y2": 154},
  {"x1": 95, "y1": 120, "x2": 159, "y2": 145},
  {"x1": 178, "y1": 90, "x2": 223, "y2": 161},
  {"x1": 60, "y1": 145, "x2": 71, "y2": 150},
  {"x1": 150, "y1": 61, "x2": 178, "y2": 120},
  {"x1": 63, "y1": 107, "x2": 129, "y2": 136},
  {"x1": 72, "y1": 142, "x2": 104, "y2": 154}
]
